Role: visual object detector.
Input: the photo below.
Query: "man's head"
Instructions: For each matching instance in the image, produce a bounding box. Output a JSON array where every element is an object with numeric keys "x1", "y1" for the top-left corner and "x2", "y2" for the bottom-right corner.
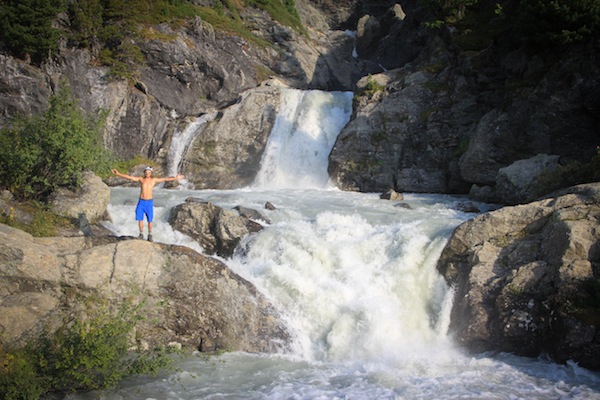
[{"x1": 144, "y1": 166, "x2": 153, "y2": 176}]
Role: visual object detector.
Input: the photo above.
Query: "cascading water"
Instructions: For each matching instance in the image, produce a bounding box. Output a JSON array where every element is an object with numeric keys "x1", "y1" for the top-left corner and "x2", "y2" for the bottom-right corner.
[
  {"x1": 253, "y1": 89, "x2": 353, "y2": 189},
  {"x1": 90, "y1": 88, "x2": 600, "y2": 399},
  {"x1": 166, "y1": 112, "x2": 217, "y2": 177}
]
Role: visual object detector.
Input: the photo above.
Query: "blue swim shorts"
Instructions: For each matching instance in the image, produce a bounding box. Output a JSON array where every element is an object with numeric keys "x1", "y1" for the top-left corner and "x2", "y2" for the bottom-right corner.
[{"x1": 135, "y1": 199, "x2": 154, "y2": 222}]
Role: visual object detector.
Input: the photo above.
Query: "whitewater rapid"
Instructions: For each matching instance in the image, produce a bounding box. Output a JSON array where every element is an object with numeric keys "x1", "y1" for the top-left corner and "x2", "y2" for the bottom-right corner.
[
  {"x1": 80, "y1": 88, "x2": 600, "y2": 399},
  {"x1": 93, "y1": 187, "x2": 600, "y2": 399}
]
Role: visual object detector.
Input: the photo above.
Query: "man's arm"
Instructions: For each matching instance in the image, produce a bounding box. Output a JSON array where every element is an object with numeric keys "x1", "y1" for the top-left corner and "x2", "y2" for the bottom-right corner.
[
  {"x1": 154, "y1": 174, "x2": 185, "y2": 183},
  {"x1": 112, "y1": 169, "x2": 142, "y2": 182}
]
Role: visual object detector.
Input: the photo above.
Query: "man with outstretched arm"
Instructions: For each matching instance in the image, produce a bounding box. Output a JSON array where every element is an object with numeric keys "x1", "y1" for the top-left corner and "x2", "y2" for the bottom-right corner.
[{"x1": 111, "y1": 166, "x2": 185, "y2": 242}]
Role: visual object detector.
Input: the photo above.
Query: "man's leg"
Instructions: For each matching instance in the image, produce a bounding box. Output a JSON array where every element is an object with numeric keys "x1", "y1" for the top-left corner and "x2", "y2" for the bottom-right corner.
[
  {"x1": 146, "y1": 201, "x2": 154, "y2": 242},
  {"x1": 147, "y1": 221, "x2": 153, "y2": 242},
  {"x1": 136, "y1": 201, "x2": 145, "y2": 239}
]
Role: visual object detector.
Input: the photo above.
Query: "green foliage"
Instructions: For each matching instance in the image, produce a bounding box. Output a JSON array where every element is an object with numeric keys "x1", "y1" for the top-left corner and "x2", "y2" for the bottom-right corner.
[
  {"x1": 99, "y1": 41, "x2": 146, "y2": 81},
  {"x1": 0, "y1": 303, "x2": 173, "y2": 397},
  {"x1": 1, "y1": 0, "x2": 305, "y2": 73},
  {"x1": 67, "y1": 0, "x2": 104, "y2": 48},
  {"x1": 421, "y1": 0, "x2": 479, "y2": 25},
  {"x1": 0, "y1": 0, "x2": 66, "y2": 64},
  {"x1": 517, "y1": 0, "x2": 600, "y2": 46},
  {"x1": 0, "y1": 84, "x2": 113, "y2": 202},
  {"x1": 0, "y1": 346, "x2": 47, "y2": 400},
  {"x1": 535, "y1": 147, "x2": 600, "y2": 193},
  {"x1": 359, "y1": 75, "x2": 386, "y2": 96},
  {"x1": 422, "y1": 0, "x2": 600, "y2": 49},
  {"x1": 247, "y1": 0, "x2": 305, "y2": 34}
]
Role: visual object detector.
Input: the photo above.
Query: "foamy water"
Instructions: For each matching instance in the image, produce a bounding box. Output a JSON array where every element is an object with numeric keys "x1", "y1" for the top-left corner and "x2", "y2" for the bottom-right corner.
[
  {"x1": 89, "y1": 188, "x2": 600, "y2": 399},
  {"x1": 81, "y1": 87, "x2": 600, "y2": 399}
]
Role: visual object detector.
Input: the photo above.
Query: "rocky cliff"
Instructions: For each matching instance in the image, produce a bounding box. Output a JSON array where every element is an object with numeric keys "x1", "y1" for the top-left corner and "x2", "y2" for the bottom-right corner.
[
  {"x1": 437, "y1": 183, "x2": 600, "y2": 369},
  {"x1": 328, "y1": 4, "x2": 600, "y2": 203},
  {"x1": 2, "y1": 1, "x2": 597, "y2": 201},
  {"x1": 0, "y1": 222, "x2": 289, "y2": 353}
]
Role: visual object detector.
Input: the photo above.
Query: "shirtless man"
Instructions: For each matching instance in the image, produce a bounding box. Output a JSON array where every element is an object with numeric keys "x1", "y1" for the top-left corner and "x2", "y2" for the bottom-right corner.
[{"x1": 111, "y1": 166, "x2": 185, "y2": 242}]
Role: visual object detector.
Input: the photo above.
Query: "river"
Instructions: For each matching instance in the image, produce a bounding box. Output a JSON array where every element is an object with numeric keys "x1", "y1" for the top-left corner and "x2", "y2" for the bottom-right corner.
[{"x1": 75, "y1": 89, "x2": 600, "y2": 399}]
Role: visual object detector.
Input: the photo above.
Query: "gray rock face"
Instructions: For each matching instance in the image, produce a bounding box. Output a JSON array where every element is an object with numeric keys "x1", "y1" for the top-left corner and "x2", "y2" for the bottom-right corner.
[
  {"x1": 329, "y1": 13, "x2": 599, "y2": 201},
  {"x1": 0, "y1": 224, "x2": 289, "y2": 353},
  {"x1": 437, "y1": 183, "x2": 600, "y2": 369},
  {"x1": 495, "y1": 154, "x2": 561, "y2": 204},
  {"x1": 0, "y1": 6, "x2": 359, "y2": 175},
  {"x1": 182, "y1": 86, "x2": 280, "y2": 189},
  {"x1": 0, "y1": 55, "x2": 50, "y2": 121},
  {"x1": 329, "y1": 54, "x2": 473, "y2": 193},
  {"x1": 169, "y1": 201, "x2": 263, "y2": 257},
  {"x1": 49, "y1": 171, "x2": 111, "y2": 223}
]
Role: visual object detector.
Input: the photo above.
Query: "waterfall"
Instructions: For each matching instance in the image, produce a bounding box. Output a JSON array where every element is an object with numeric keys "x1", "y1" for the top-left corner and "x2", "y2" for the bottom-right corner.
[
  {"x1": 166, "y1": 113, "x2": 217, "y2": 177},
  {"x1": 253, "y1": 89, "x2": 353, "y2": 189},
  {"x1": 100, "y1": 88, "x2": 600, "y2": 399}
]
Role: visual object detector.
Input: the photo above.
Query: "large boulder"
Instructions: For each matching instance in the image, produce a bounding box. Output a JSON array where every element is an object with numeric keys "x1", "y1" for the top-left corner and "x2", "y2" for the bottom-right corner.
[
  {"x1": 494, "y1": 154, "x2": 561, "y2": 205},
  {"x1": 49, "y1": 171, "x2": 110, "y2": 223},
  {"x1": 437, "y1": 183, "x2": 600, "y2": 369},
  {"x1": 182, "y1": 86, "x2": 280, "y2": 189},
  {"x1": 0, "y1": 224, "x2": 289, "y2": 353},
  {"x1": 169, "y1": 200, "x2": 264, "y2": 257}
]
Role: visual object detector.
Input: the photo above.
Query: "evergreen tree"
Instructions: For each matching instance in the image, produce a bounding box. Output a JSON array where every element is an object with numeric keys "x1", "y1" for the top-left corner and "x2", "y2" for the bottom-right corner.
[{"x1": 0, "y1": 0, "x2": 66, "y2": 64}]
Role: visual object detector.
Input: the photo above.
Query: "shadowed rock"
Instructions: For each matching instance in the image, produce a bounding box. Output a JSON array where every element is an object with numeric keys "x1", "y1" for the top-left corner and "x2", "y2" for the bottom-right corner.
[{"x1": 437, "y1": 183, "x2": 600, "y2": 369}]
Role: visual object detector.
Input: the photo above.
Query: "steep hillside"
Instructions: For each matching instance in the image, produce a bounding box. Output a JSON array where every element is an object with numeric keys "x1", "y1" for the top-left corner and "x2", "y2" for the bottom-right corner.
[{"x1": 0, "y1": 0, "x2": 598, "y2": 201}]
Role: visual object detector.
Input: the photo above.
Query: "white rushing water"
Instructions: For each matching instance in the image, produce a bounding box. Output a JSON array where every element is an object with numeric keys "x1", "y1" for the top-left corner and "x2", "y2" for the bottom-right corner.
[
  {"x1": 84, "y1": 89, "x2": 600, "y2": 399},
  {"x1": 253, "y1": 89, "x2": 353, "y2": 189},
  {"x1": 167, "y1": 113, "x2": 218, "y2": 177}
]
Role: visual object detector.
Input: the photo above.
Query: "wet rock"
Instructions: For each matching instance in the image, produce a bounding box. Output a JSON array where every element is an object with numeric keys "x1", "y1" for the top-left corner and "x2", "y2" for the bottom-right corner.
[
  {"x1": 380, "y1": 189, "x2": 404, "y2": 201},
  {"x1": 169, "y1": 202, "x2": 263, "y2": 257},
  {"x1": 234, "y1": 205, "x2": 271, "y2": 224}
]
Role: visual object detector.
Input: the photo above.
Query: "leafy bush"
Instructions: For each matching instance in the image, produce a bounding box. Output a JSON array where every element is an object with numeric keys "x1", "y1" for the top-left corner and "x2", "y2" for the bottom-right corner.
[
  {"x1": 0, "y1": 84, "x2": 113, "y2": 202},
  {"x1": 358, "y1": 75, "x2": 386, "y2": 96},
  {"x1": 0, "y1": 303, "x2": 173, "y2": 398},
  {"x1": 421, "y1": 0, "x2": 479, "y2": 25},
  {"x1": 0, "y1": 346, "x2": 47, "y2": 400}
]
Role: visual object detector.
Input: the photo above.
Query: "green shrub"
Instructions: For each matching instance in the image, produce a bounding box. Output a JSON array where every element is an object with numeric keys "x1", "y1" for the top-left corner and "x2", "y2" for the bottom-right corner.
[
  {"x1": 0, "y1": 84, "x2": 113, "y2": 202},
  {"x1": 0, "y1": 303, "x2": 173, "y2": 398},
  {"x1": 358, "y1": 75, "x2": 386, "y2": 97},
  {"x1": 534, "y1": 147, "x2": 600, "y2": 193},
  {"x1": 421, "y1": 0, "x2": 479, "y2": 25},
  {"x1": 247, "y1": 0, "x2": 305, "y2": 34},
  {"x1": 0, "y1": 346, "x2": 47, "y2": 400}
]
